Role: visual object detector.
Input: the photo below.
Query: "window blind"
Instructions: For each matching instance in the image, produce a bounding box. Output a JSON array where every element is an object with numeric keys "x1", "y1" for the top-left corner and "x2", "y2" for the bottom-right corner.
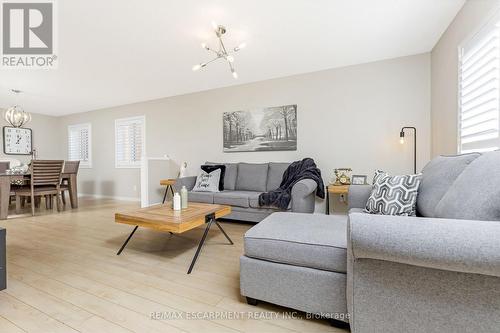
[
  {"x1": 115, "y1": 116, "x2": 145, "y2": 168},
  {"x1": 459, "y1": 19, "x2": 500, "y2": 153},
  {"x1": 68, "y1": 123, "x2": 91, "y2": 168}
]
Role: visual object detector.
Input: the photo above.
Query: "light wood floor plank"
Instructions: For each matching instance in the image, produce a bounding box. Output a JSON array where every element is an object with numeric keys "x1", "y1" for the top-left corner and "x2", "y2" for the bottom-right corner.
[
  {"x1": 0, "y1": 292, "x2": 79, "y2": 333},
  {"x1": 5, "y1": 278, "x2": 132, "y2": 333},
  {"x1": 7, "y1": 264, "x2": 183, "y2": 333},
  {"x1": 0, "y1": 315, "x2": 26, "y2": 333}
]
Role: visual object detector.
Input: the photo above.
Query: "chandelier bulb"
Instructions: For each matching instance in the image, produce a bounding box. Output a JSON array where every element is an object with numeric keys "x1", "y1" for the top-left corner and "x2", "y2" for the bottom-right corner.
[
  {"x1": 192, "y1": 64, "x2": 202, "y2": 71},
  {"x1": 232, "y1": 71, "x2": 238, "y2": 79},
  {"x1": 234, "y1": 42, "x2": 246, "y2": 52}
]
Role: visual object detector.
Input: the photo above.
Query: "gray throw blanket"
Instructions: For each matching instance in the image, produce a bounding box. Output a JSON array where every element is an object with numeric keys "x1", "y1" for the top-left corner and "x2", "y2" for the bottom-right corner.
[{"x1": 259, "y1": 158, "x2": 325, "y2": 210}]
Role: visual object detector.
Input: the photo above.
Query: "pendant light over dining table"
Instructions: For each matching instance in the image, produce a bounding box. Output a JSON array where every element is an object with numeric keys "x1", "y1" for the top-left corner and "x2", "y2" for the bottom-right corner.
[{"x1": 4, "y1": 89, "x2": 31, "y2": 128}]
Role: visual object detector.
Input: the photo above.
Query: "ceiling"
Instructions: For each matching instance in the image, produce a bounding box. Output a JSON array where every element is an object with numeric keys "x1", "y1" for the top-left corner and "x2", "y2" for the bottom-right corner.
[{"x1": 0, "y1": 0, "x2": 465, "y2": 116}]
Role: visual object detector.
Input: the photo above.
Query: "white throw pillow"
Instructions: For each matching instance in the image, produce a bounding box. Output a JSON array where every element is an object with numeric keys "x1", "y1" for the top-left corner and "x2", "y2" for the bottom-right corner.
[{"x1": 192, "y1": 168, "x2": 221, "y2": 192}]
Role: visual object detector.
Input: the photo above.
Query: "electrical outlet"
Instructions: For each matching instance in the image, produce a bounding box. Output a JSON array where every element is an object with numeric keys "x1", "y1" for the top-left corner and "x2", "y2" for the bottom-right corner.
[{"x1": 133, "y1": 185, "x2": 137, "y2": 192}]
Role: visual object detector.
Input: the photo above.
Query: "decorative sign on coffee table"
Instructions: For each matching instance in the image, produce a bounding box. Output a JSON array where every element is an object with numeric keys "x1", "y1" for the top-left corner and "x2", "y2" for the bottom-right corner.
[{"x1": 223, "y1": 104, "x2": 297, "y2": 152}]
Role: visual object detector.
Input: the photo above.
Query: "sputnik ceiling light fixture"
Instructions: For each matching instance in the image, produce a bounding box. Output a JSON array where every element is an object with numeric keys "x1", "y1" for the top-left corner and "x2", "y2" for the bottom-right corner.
[{"x1": 192, "y1": 22, "x2": 246, "y2": 79}]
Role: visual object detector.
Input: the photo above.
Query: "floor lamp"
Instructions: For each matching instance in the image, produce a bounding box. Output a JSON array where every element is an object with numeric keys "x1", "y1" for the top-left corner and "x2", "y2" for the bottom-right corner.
[{"x1": 400, "y1": 126, "x2": 417, "y2": 174}]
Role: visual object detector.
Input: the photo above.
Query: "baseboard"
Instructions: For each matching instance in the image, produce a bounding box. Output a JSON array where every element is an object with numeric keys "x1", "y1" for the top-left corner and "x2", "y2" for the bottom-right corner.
[{"x1": 78, "y1": 193, "x2": 140, "y2": 202}]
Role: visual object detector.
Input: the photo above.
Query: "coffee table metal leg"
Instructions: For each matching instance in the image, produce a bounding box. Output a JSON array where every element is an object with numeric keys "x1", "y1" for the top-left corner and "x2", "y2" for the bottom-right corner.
[
  {"x1": 215, "y1": 221, "x2": 233, "y2": 245},
  {"x1": 117, "y1": 226, "x2": 138, "y2": 255},
  {"x1": 187, "y1": 218, "x2": 213, "y2": 274}
]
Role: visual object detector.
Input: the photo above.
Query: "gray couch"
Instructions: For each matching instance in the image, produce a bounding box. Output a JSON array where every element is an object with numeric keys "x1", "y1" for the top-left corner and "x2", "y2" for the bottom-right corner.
[
  {"x1": 241, "y1": 151, "x2": 500, "y2": 332},
  {"x1": 175, "y1": 162, "x2": 318, "y2": 222}
]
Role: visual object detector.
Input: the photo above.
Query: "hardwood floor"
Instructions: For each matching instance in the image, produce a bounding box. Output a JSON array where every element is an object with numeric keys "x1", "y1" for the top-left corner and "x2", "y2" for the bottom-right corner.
[{"x1": 0, "y1": 198, "x2": 347, "y2": 333}]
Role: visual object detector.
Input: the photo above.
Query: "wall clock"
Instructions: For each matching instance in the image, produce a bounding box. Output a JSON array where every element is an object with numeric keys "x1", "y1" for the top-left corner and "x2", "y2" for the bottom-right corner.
[{"x1": 3, "y1": 127, "x2": 32, "y2": 155}]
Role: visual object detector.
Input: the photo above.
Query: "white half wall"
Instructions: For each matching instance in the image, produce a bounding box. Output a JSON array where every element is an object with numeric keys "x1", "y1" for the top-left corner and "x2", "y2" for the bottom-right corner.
[{"x1": 58, "y1": 53, "x2": 431, "y2": 212}]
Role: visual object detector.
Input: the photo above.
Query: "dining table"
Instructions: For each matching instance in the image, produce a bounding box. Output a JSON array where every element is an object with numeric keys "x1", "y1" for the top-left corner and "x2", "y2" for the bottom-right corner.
[{"x1": 0, "y1": 172, "x2": 78, "y2": 219}]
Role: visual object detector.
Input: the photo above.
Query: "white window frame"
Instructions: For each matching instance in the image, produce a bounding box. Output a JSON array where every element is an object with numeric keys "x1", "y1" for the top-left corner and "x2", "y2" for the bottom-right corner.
[
  {"x1": 67, "y1": 123, "x2": 92, "y2": 168},
  {"x1": 115, "y1": 115, "x2": 146, "y2": 169},
  {"x1": 457, "y1": 9, "x2": 500, "y2": 154}
]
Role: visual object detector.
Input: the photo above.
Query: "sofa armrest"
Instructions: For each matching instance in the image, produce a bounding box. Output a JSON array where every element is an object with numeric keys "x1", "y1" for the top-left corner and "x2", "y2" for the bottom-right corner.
[
  {"x1": 347, "y1": 185, "x2": 372, "y2": 209},
  {"x1": 291, "y1": 179, "x2": 317, "y2": 213},
  {"x1": 348, "y1": 212, "x2": 500, "y2": 277},
  {"x1": 174, "y1": 176, "x2": 197, "y2": 192}
]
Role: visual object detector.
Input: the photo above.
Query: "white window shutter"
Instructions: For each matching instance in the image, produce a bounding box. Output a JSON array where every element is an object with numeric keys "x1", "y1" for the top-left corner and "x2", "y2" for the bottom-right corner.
[
  {"x1": 68, "y1": 123, "x2": 91, "y2": 168},
  {"x1": 115, "y1": 116, "x2": 145, "y2": 168},
  {"x1": 459, "y1": 18, "x2": 500, "y2": 153}
]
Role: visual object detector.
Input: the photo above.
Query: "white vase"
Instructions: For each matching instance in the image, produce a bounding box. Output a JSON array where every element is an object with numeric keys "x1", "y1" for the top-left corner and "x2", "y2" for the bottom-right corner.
[
  {"x1": 173, "y1": 193, "x2": 181, "y2": 211},
  {"x1": 180, "y1": 186, "x2": 188, "y2": 209}
]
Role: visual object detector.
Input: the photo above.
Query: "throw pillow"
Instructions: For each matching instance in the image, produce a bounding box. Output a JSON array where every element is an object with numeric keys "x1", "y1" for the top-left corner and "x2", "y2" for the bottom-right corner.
[
  {"x1": 201, "y1": 164, "x2": 226, "y2": 191},
  {"x1": 364, "y1": 170, "x2": 422, "y2": 216},
  {"x1": 192, "y1": 169, "x2": 221, "y2": 192}
]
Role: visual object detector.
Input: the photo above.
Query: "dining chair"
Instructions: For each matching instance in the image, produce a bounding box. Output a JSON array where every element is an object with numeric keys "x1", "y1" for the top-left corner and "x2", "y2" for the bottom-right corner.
[
  {"x1": 15, "y1": 160, "x2": 64, "y2": 216},
  {"x1": 0, "y1": 162, "x2": 10, "y2": 174},
  {"x1": 61, "y1": 160, "x2": 80, "y2": 207}
]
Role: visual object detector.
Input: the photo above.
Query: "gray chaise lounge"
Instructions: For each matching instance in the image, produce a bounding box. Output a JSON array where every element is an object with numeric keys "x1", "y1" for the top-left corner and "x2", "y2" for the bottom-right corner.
[
  {"x1": 240, "y1": 212, "x2": 349, "y2": 326},
  {"x1": 175, "y1": 162, "x2": 318, "y2": 222},
  {"x1": 240, "y1": 151, "x2": 500, "y2": 332}
]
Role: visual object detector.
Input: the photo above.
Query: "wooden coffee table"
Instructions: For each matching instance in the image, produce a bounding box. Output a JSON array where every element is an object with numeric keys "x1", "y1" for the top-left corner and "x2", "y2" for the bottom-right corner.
[{"x1": 115, "y1": 202, "x2": 233, "y2": 274}]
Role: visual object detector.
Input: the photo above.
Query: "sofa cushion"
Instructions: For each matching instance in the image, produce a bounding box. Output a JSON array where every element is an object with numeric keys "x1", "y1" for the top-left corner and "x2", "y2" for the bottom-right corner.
[
  {"x1": 417, "y1": 153, "x2": 480, "y2": 217},
  {"x1": 434, "y1": 151, "x2": 500, "y2": 221},
  {"x1": 206, "y1": 162, "x2": 238, "y2": 190},
  {"x1": 188, "y1": 191, "x2": 214, "y2": 204},
  {"x1": 248, "y1": 192, "x2": 291, "y2": 210},
  {"x1": 213, "y1": 191, "x2": 252, "y2": 208},
  {"x1": 266, "y1": 162, "x2": 290, "y2": 191},
  {"x1": 236, "y1": 163, "x2": 269, "y2": 192},
  {"x1": 247, "y1": 191, "x2": 263, "y2": 208},
  {"x1": 244, "y1": 212, "x2": 347, "y2": 273}
]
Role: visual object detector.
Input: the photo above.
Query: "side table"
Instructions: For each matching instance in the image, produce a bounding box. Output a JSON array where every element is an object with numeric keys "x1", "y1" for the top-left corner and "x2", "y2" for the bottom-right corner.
[
  {"x1": 160, "y1": 179, "x2": 176, "y2": 204},
  {"x1": 326, "y1": 185, "x2": 349, "y2": 215}
]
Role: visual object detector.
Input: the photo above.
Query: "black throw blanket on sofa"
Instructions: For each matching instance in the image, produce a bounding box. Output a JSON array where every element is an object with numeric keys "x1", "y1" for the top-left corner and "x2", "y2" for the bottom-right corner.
[{"x1": 258, "y1": 158, "x2": 325, "y2": 210}]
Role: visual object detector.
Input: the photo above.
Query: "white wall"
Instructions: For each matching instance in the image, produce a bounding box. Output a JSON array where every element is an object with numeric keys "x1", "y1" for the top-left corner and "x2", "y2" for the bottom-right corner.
[
  {"x1": 58, "y1": 53, "x2": 431, "y2": 212},
  {"x1": 431, "y1": 0, "x2": 500, "y2": 156},
  {"x1": 0, "y1": 113, "x2": 61, "y2": 165}
]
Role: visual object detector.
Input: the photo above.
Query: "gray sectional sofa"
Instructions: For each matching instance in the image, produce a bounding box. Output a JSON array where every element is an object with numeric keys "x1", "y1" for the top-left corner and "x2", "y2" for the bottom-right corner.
[
  {"x1": 240, "y1": 151, "x2": 500, "y2": 332},
  {"x1": 175, "y1": 162, "x2": 318, "y2": 222}
]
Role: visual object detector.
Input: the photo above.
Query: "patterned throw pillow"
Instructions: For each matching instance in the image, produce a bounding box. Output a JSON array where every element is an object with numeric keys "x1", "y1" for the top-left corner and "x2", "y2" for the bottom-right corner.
[
  {"x1": 364, "y1": 170, "x2": 422, "y2": 216},
  {"x1": 192, "y1": 168, "x2": 221, "y2": 192}
]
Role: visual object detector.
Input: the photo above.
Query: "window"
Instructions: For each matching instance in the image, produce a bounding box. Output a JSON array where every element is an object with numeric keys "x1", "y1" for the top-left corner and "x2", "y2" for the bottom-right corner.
[
  {"x1": 458, "y1": 16, "x2": 500, "y2": 153},
  {"x1": 115, "y1": 116, "x2": 145, "y2": 168},
  {"x1": 68, "y1": 123, "x2": 91, "y2": 168}
]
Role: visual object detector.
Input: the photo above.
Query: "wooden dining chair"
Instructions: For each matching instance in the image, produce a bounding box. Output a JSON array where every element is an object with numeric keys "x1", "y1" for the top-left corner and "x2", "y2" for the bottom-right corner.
[
  {"x1": 61, "y1": 161, "x2": 80, "y2": 207},
  {"x1": 0, "y1": 162, "x2": 10, "y2": 174},
  {"x1": 15, "y1": 160, "x2": 64, "y2": 216}
]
